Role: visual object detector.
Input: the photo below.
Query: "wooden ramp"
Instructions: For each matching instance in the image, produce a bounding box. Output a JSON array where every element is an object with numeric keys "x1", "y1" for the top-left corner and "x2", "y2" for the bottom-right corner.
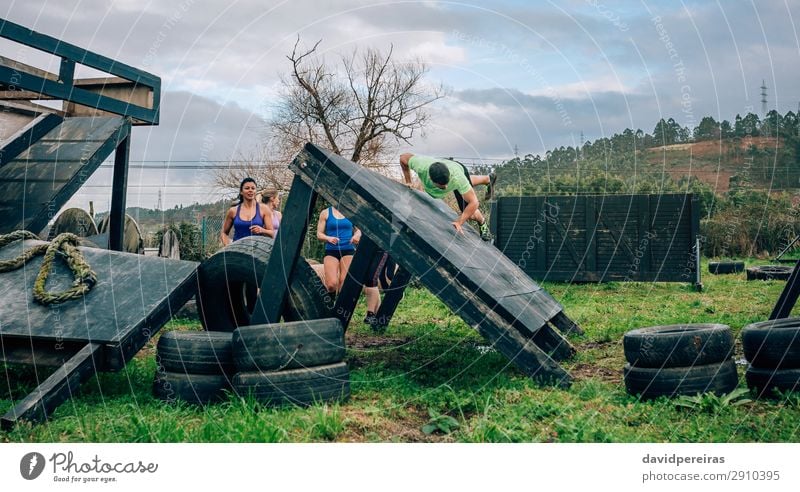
[
  {"x1": 0, "y1": 240, "x2": 197, "y2": 428},
  {"x1": 0, "y1": 115, "x2": 130, "y2": 235},
  {"x1": 253, "y1": 143, "x2": 582, "y2": 387}
]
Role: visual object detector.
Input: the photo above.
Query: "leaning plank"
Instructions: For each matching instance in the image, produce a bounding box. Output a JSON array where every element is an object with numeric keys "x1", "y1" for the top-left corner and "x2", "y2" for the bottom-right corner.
[
  {"x1": 291, "y1": 144, "x2": 576, "y2": 386},
  {"x1": 1, "y1": 342, "x2": 102, "y2": 430}
]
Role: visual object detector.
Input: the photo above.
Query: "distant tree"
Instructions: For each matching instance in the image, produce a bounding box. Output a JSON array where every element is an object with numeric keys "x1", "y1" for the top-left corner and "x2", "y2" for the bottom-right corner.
[{"x1": 694, "y1": 116, "x2": 720, "y2": 140}]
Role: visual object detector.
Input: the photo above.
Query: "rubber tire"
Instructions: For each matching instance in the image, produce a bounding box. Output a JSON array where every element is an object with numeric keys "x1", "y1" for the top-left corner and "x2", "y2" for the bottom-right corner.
[
  {"x1": 196, "y1": 236, "x2": 332, "y2": 332},
  {"x1": 746, "y1": 265, "x2": 793, "y2": 281},
  {"x1": 708, "y1": 261, "x2": 745, "y2": 274},
  {"x1": 232, "y1": 319, "x2": 345, "y2": 372},
  {"x1": 153, "y1": 371, "x2": 231, "y2": 405},
  {"x1": 156, "y1": 331, "x2": 235, "y2": 375},
  {"x1": 745, "y1": 366, "x2": 800, "y2": 398},
  {"x1": 623, "y1": 324, "x2": 734, "y2": 368},
  {"x1": 232, "y1": 362, "x2": 350, "y2": 407},
  {"x1": 623, "y1": 359, "x2": 739, "y2": 399},
  {"x1": 742, "y1": 318, "x2": 800, "y2": 369}
]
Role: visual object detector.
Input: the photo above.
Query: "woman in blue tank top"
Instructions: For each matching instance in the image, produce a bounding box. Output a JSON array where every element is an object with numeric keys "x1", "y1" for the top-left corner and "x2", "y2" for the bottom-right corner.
[
  {"x1": 316, "y1": 206, "x2": 361, "y2": 293},
  {"x1": 220, "y1": 177, "x2": 272, "y2": 246}
]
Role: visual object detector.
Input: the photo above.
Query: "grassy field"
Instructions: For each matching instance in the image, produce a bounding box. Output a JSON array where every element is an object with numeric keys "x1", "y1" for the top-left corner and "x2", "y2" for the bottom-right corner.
[{"x1": 2, "y1": 260, "x2": 800, "y2": 443}]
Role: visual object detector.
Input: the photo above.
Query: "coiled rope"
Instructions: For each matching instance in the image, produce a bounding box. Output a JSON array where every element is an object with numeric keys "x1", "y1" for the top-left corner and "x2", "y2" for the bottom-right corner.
[{"x1": 0, "y1": 230, "x2": 97, "y2": 305}]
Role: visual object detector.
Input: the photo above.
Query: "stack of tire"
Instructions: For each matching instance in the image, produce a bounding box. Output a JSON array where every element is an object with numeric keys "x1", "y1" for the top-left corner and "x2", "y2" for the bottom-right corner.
[
  {"x1": 623, "y1": 324, "x2": 738, "y2": 399},
  {"x1": 742, "y1": 318, "x2": 800, "y2": 397},
  {"x1": 231, "y1": 319, "x2": 350, "y2": 406},
  {"x1": 153, "y1": 331, "x2": 235, "y2": 404}
]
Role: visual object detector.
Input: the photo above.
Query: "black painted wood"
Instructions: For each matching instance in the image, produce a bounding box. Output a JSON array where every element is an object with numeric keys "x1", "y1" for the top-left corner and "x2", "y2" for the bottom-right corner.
[
  {"x1": 0, "y1": 239, "x2": 197, "y2": 349},
  {"x1": 1, "y1": 342, "x2": 102, "y2": 429},
  {"x1": 333, "y1": 236, "x2": 379, "y2": 330},
  {"x1": 0, "y1": 116, "x2": 129, "y2": 234},
  {"x1": 0, "y1": 113, "x2": 62, "y2": 167},
  {"x1": 372, "y1": 265, "x2": 412, "y2": 330},
  {"x1": 769, "y1": 257, "x2": 800, "y2": 320},
  {"x1": 251, "y1": 174, "x2": 318, "y2": 325},
  {"x1": 109, "y1": 134, "x2": 130, "y2": 252},
  {"x1": 496, "y1": 194, "x2": 697, "y2": 283},
  {"x1": 291, "y1": 144, "x2": 575, "y2": 386}
]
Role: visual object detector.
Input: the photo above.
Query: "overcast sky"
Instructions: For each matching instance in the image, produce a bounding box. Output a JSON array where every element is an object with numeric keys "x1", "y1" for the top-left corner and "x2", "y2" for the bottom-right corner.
[{"x1": 2, "y1": 0, "x2": 799, "y2": 210}]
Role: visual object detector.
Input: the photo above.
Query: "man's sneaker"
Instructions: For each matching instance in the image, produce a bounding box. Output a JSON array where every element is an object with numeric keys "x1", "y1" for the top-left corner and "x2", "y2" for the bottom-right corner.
[
  {"x1": 364, "y1": 311, "x2": 377, "y2": 325},
  {"x1": 484, "y1": 172, "x2": 497, "y2": 201},
  {"x1": 479, "y1": 221, "x2": 493, "y2": 242}
]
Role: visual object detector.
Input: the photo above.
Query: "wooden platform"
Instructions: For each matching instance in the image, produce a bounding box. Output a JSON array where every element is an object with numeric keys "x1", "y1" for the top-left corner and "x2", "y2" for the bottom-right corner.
[
  {"x1": 0, "y1": 116, "x2": 130, "y2": 235},
  {"x1": 257, "y1": 143, "x2": 581, "y2": 386},
  {"x1": 0, "y1": 240, "x2": 198, "y2": 428}
]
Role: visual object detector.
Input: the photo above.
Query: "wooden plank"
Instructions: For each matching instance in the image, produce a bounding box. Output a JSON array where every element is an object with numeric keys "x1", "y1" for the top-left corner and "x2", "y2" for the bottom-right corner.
[
  {"x1": 585, "y1": 196, "x2": 596, "y2": 273},
  {"x1": 333, "y1": 236, "x2": 379, "y2": 330},
  {"x1": 372, "y1": 265, "x2": 412, "y2": 330},
  {"x1": 770, "y1": 257, "x2": 800, "y2": 319},
  {"x1": 251, "y1": 174, "x2": 317, "y2": 325},
  {"x1": 1, "y1": 342, "x2": 102, "y2": 430}
]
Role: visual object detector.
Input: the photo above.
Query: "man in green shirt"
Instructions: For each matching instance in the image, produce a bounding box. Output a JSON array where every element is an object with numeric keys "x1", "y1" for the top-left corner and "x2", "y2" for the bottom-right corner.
[{"x1": 400, "y1": 153, "x2": 495, "y2": 241}]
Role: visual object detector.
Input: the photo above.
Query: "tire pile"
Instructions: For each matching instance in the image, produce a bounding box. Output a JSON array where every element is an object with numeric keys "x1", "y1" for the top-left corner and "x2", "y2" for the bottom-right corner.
[
  {"x1": 742, "y1": 318, "x2": 800, "y2": 397},
  {"x1": 153, "y1": 319, "x2": 350, "y2": 406},
  {"x1": 746, "y1": 265, "x2": 793, "y2": 281},
  {"x1": 622, "y1": 324, "x2": 738, "y2": 399}
]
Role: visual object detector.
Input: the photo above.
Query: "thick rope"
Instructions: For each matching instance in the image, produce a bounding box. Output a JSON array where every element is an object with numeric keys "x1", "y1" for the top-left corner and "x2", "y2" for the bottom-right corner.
[{"x1": 0, "y1": 230, "x2": 97, "y2": 305}]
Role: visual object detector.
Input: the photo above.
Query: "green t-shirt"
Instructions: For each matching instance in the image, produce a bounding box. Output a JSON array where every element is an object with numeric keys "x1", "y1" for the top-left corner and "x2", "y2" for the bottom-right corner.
[{"x1": 408, "y1": 155, "x2": 472, "y2": 199}]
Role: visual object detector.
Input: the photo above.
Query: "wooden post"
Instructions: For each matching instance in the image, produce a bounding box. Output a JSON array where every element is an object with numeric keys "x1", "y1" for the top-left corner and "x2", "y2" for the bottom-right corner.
[
  {"x1": 108, "y1": 133, "x2": 130, "y2": 252},
  {"x1": 770, "y1": 257, "x2": 800, "y2": 319},
  {"x1": 333, "y1": 235, "x2": 379, "y2": 330},
  {"x1": 251, "y1": 175, "x2": 317, "y2": 325}
]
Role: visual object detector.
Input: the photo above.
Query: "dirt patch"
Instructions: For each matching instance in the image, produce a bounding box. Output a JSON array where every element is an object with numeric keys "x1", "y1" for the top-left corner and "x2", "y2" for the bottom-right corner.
[
  {"x1": 570, "y1": 363, "x2": 621, "y2": 384},
  {"x1": 338, "y1": 405, "x2": 446, "y2": 442},
  {"x1": 346, "y1": 333, "x2": 412, "y2": 350}
]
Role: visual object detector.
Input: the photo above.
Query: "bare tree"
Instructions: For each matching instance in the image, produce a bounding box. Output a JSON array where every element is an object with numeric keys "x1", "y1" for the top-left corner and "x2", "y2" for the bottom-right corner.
[
  {"x1": 214, "y1": 38, "x2": 443, "y2": 194},
  {"x1": 273, "y1": 38, "x2": 444, "y2": 167}
]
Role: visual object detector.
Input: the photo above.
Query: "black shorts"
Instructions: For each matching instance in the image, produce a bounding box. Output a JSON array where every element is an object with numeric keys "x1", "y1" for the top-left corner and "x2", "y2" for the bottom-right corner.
[
  {"x1": 365, "y1": 251, "x2": 396, "y2": 289},
  {"x1": 324, "y1": 249, "x2": 355, "y2": 260},
  {"x1": 452, "y1": 161, "x2": 472, "y2": 213}
]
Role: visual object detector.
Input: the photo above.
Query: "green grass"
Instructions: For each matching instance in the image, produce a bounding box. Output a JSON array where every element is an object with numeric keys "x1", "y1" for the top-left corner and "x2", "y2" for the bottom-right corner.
[{"x1": 3, "y1": 259, "x2": 800, "y2": 442}]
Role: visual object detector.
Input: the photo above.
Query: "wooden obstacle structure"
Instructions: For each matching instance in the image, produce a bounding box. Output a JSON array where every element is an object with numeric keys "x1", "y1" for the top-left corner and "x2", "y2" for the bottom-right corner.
[
  {"x1": 251, "y1": 143, "x2": 583, "y2": 387},
  {"x1": 0, "y1": 19, "x2": 182, "y2": 429}
]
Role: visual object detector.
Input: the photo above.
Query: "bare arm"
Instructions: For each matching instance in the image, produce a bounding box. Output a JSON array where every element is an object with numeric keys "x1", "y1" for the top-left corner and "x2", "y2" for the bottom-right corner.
[
  {"x1": 400, "y1": 153, "x2": 414, "y2": 184},
  {"x1": 453, "y1": 189, "x2": 479, "y2": 234},
  {"x1": 261, "y1": 209, "x2": 275, "y2": 238},
  {"x1": 316, "y1": 209, "x2": 338, "y2": 245},
  {"x1": 351, "y1": 226, "x2": 362, "y2": 245},
  {"x1": 220, "y1": 208, "x2": 235, "y2": 246}
]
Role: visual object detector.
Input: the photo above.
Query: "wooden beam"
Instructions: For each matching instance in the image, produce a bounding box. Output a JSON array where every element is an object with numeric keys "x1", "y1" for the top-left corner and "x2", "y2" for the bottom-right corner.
[
  {"x1": 0, "y1": 113, "x2": 62, "y2": 167},
  {"x1": 333, "y1": 236, "x2": 379, "y2": 331},
  {"x1": 1, "y1": 342, "x2": 103, "y2": 430},
  {"x1": 251, "y1": 174, "x2": 318, "y2": 325},
  {"x1": 108, "y1": 132, "x2": 130, "y2": 252},
  {"x1": 770, "y1": 257, "x2": 800, "y2": 320},
  {"x1": 549, "y1": 310, "x2": 585, "y2": 337}
]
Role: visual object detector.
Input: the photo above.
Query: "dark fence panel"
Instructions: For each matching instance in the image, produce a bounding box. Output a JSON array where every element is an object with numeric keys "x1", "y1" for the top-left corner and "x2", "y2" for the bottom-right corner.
[{"x1": 492, "y1": 194, "x2": 699, "y2": 283}]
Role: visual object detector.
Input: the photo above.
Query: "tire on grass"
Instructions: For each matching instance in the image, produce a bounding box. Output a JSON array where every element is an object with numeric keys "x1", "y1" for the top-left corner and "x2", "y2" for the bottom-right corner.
[
  {"x1": 742, "y1": 318, "x2": 800, "y2": 369},
  {"x1": 623, "y1": 359, "x2": 739, "y2": 399},
  {"x1": 745, "y1": 365, "x2": 800, "y2": 398},
  {"x1": 746, "y1": 265, "x2": 793, "y2": 281},
  {"x1": 156, "y1": 331, "x2": 235, "y2": 375},
  {"x1": 196, "y1": 236, "x2": 332, "y2": 332},
  {"x1": 708, "y1": 261, "x2": 745, "y2": 274},
  {"x1": 623, "y1": 324, "x2": 734, "y2": 368},
  {"x1": 232, "y1": 319, "x2": 345, "y2": 372},
  {"x1": 232, "y1": 362, "x2": 350, "y2": 407},
  {"x1": 153, "y1": 371, "x2": 231, "y2": 405}
]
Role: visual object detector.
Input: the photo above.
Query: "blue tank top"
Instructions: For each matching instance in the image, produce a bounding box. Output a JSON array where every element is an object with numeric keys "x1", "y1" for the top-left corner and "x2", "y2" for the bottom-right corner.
[
  {"x1": 325, "y1": 207, "x2": 355, "y2": 252},
  {"x1": 232, "y1": 202, "x2": 264, "y2": 241}
]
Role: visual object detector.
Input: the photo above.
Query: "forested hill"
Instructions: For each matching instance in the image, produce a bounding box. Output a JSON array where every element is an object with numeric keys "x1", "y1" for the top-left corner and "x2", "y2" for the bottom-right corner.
[{"x1": 481, "y1": 110, "x2": 800, "y2": 196}]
